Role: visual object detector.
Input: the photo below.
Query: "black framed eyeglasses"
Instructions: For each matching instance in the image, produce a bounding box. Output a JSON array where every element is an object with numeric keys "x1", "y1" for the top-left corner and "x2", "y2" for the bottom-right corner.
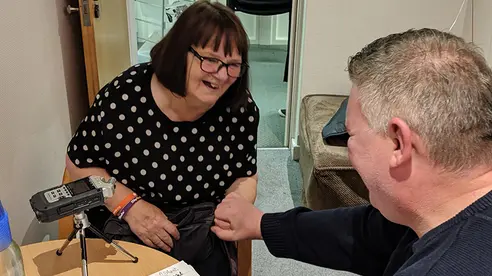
[{"x1": 189, "y1": 47, "x2": 248, "y2": 78}]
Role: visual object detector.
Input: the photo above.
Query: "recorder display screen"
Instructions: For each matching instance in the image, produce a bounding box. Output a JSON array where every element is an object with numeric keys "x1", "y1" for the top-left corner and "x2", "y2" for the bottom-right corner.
[{"x1": 69, "y1": 181, "x2": 92, "y2": 194}]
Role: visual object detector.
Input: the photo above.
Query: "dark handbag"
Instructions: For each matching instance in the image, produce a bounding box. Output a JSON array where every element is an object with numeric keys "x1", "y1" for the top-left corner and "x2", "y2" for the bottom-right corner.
[{"x1": 102, "y1": 202, "x2": 216, "y2": 264}]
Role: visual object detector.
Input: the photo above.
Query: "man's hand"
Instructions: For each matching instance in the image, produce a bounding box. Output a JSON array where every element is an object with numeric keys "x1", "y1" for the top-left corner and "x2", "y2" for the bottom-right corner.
[
  {"x1": 124, "y1": 199, "x2": 180, "y2": 252},
  {"x1": 211, "y1": 192, "x2": 264, "y2": 241}
]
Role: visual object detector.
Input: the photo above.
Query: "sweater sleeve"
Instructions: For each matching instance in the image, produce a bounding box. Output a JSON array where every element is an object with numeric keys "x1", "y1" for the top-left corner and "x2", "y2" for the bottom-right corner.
[{"x1": 260, "y1": 205, "x2": 408, "y2": 276}]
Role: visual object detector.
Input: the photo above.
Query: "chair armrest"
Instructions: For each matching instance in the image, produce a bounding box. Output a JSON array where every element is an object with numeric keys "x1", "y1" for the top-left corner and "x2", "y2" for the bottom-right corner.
[{"x1": 238, "y1": 239, "x2": 252, "y2": 276}]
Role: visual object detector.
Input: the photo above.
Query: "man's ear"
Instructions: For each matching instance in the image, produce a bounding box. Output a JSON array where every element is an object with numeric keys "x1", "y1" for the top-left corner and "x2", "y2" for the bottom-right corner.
[{"x1": 388, "y1": 118, "x2": 413, "y2": 168}]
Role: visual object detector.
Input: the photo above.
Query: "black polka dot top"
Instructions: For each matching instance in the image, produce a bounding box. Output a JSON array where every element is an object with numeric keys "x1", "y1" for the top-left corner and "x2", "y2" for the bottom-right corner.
[{"x1": 67, "y1": 62, "x2": 259, "y2": 213}]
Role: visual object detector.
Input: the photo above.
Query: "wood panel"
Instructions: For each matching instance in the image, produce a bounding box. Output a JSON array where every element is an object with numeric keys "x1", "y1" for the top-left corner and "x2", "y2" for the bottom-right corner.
[
  {"x1": 77, "y1": 0, "x2": 131, "y2": 105},
  {"x1": 238, "y1": 239, "x2": 252, "y2": 276},
  {"x1": 93, "y1": 0, "x2": 131, "y2": 89},
  {"x1": 77, "y1": 0, "x2": 100, "y2": 105}
]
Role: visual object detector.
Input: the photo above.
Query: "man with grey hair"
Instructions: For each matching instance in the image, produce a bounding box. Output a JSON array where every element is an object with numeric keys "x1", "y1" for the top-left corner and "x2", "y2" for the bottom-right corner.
[{"x1": 211, "y1": 28, "x2": 492, "y2": 275}]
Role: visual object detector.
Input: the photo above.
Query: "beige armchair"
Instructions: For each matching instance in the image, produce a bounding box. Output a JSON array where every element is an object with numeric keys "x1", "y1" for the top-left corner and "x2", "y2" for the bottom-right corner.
[{"x1": 299, "y1": 94, "x2": 369, "y2": 210}]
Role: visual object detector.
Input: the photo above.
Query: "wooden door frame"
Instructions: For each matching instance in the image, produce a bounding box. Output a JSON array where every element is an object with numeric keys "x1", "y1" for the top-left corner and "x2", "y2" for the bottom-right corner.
[
  {"x1": 126, "y1": 0, "x2": 139, "y2": 65},
  {"x1": 77, "y1": 0, "x2": 99, "y2": 105}
]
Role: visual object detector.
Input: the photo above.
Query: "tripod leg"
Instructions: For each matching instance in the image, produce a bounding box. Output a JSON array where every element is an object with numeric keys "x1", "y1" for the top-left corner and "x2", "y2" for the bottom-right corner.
[
  {"x1": 56, "y1": 224, "x2": 79, "y2": 256},
  {"x1": 80, "y1": 228, "x2": 89, "y2": 276},
  {"x1": 88, "y1": 225, "x2": 138, "y2": 263}
]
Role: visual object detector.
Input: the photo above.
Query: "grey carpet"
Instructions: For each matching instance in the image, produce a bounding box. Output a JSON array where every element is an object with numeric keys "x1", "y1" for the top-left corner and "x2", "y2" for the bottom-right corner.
[
  {"x1": 255, "y1": 149, "x2": 357, "y2": 276},
  {"x1": 249, "y1": 51, "x2": 288, "y2": 148}
]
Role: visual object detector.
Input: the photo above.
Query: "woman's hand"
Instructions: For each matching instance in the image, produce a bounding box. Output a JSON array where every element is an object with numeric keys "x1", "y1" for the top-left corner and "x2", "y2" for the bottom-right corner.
[{"x1": 124, "y1": 199, "x2": 180, "y2": 252}]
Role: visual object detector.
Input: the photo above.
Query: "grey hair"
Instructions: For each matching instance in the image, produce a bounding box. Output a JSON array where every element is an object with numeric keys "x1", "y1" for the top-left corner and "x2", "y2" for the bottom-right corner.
[{"x1": 348, "y1": 28, "x2": 492, "y2": 172}]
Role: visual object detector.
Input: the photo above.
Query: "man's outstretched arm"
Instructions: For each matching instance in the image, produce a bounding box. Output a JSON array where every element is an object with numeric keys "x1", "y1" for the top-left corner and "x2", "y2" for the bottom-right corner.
[{"x1": 212, "y1": 193, "x2": 408, "y2": 276}]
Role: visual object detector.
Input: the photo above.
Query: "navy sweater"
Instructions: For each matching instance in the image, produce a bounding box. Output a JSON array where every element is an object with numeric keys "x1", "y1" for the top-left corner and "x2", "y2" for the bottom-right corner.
[{"x1": 261, "y1": 191, "x2": 492, "y2": 275}]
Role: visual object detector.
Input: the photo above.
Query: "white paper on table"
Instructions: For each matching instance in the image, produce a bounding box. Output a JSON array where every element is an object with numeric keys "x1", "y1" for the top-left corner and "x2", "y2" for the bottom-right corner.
[{"x1": 149, "y1": 260, "x2": 200, "y2": 276}]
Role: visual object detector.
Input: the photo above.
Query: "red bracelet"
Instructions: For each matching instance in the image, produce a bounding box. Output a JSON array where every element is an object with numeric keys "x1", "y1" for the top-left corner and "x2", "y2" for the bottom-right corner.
[{"x1": 118, "y1": 196, "x2": 142, "y2": 220}]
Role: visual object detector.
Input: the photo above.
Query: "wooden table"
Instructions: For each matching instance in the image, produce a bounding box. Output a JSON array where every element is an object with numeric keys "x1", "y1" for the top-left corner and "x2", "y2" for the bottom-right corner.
[{"x1": 20, "y1": 238, "x2": 178, "y2": 276}]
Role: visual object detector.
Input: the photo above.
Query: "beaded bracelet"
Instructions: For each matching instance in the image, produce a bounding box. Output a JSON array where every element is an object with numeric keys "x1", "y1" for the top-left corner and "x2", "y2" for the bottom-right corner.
[
  {"x1": 112, "y1": 193, "x2": 137, "y2": 216},
  {"x1": 118, "y1": 195, "x2": 142, "y2": 220}
]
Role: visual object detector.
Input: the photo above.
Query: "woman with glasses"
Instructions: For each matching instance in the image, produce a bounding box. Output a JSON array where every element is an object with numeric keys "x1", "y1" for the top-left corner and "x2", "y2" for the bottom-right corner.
[{"x1": 64, "y1": 1, "x2": 258, "y2": 275}]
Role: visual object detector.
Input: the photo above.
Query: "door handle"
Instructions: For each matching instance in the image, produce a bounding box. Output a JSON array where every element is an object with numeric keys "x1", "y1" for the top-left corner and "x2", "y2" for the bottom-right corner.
[{"x1": 66, "y1": 5, "x2": 79, "y2": 15}]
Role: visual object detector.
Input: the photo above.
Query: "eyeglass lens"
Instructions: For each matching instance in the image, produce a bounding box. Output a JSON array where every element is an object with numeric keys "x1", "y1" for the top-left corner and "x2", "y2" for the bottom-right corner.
[{"x1": 201, "y1": 58, "x2": 244, "y2": 77}]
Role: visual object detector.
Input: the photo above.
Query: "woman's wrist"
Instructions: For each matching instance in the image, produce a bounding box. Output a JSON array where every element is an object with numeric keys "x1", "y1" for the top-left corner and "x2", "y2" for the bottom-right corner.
[
  {"x1": 123, "y1": 199, "x2": 146, "y2": 223},
  {"x1": 112, "y1": 193, "x2": 142, "y2": 220},
  {"x1": 104, "y1": 182, "x2": 135, "y2": 210},
  {"x1": 118, "y1": 195, "x2": 142, "y2": 220},
  {"x1": 112, "y1": 192, "x2": 137, "y2": 216},
  {"x1": 226, "y1": 176, "x2": 258, "y2": 203}
]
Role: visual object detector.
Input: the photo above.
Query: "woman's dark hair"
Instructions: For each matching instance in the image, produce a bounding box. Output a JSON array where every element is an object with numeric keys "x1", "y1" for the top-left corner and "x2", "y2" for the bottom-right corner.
[{"x1": 150, "y1": 0, "x2": 250, "y2": 109}]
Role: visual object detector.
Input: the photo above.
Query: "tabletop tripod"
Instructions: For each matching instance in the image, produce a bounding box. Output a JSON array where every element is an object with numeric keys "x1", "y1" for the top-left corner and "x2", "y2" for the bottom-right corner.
[{"x1": 56, "y1": 211, "x2": 138, "y2": 276}]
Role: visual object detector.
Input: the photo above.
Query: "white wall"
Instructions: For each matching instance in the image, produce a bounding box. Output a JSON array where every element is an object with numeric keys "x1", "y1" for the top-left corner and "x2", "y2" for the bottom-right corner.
[
  {"x1": 473, "y1": 0, "x2": 492, "y2": 66},
  {"x1": 298, "y1": 0, "x2": 472, "y2": 98},
  {"x1": 0, "y1": 0, "x2": 87, "y2": 244},
  {"x1": 289, "y1": 0, "x2": 473, "y2": 147}
]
